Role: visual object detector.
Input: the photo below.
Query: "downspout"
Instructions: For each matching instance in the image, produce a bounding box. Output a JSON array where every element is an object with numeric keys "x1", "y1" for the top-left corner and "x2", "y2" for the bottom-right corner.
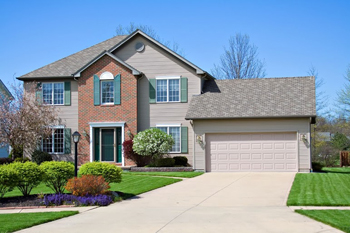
[{"x1": 192, "y1": 120, "x2": 195, "y2": 170}]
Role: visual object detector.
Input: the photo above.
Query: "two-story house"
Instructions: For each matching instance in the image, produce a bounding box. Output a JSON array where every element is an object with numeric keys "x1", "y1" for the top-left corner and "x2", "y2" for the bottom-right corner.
[
  {"x1": 0, "y1": 79, "x2": 14, "y2": 158},
  {"x1": 18, "y1": 30, "x2": 316, "y2": 172}
]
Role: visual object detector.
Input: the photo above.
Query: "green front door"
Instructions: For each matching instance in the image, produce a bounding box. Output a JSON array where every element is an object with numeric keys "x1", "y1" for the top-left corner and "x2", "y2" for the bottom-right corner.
[{"x1": 101, "y1": 129, "x2": 114, "y2": 162}]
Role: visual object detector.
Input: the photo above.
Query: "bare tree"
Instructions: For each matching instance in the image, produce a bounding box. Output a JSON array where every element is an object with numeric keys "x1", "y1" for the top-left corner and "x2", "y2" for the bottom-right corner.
[
  {"x1": 337, "y1": 64, "x2": 350, "y2": 117},
  {"x1": 212, "y1": 33, "x2": 266, "y2": 79},
  {"x1": 308, "y1": 65, "x2": 328, "y2": 115},
  {"x1": 115, "y1": 23, "x2": 184, "y2": 56},
  {"x1": 0, "y1": 81, "x2": 60, "y2": 157}
]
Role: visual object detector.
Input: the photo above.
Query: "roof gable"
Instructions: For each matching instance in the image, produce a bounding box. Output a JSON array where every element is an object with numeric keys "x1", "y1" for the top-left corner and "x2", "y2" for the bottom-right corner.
[
  {"x1": 185, "y1": 76, "x2": 316, "y2": 120},
  {"x1": 0, "y1": 79, "x2": 13, "y2": 99}
]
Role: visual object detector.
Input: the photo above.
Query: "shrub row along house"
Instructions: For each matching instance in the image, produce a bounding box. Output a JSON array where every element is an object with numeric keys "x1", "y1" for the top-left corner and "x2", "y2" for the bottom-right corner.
[{"x1": 18, "y1": 30, "x2": 316, "y2": 172}]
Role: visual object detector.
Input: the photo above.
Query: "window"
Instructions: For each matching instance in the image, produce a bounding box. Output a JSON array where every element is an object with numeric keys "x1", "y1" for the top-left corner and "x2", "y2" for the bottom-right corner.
[
  {"x1": 42, "y1": 83, "x2": 64, "y2": 105},
  {"x1": 43, "y1": 127, "x2": 64, "y2": 154},
  {"x1": 157, "y1": 126, "x2": 181, "y2": 153},
  {"x1": 101, "y1": 81, "x2": 114, "y2": 104},
  {"x1": 156, "y1": 78, "x2": 180, "y2": 102}
]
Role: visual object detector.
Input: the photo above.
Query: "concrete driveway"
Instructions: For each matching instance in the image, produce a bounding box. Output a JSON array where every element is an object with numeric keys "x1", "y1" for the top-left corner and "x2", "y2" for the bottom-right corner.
[{"x1": 19, "y1": 173, "x2": 342, "y2": 233}]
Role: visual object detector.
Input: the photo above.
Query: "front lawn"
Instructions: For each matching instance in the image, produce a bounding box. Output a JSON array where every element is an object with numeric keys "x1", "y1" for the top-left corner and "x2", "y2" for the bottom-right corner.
[
  {"x1": 125, "y1": 171, "x2": 204, "y2": 178},
  {"x1": 296, "y1": 210, "x2": 350, "y2": 233},
  {"x1": 0, "y1": 211, "x2": 78, "y2": 233},
  {"x1": 4, "y1": 173, "x2": 182, "y2": 200},
  {"x1": 287, "y1": 170, "x2": 350, "y2": 206}
]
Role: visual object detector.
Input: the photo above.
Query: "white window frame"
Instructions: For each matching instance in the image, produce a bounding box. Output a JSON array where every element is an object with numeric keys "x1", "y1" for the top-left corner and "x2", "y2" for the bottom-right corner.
[
  {"x1": 42, "y1": 82, "x2": 64, "y2": 105},
  {"x1": 42, "y1": 125, "x2": 65, "y2": 154},
  {"x1": 156, "y1": 124, "x2": 181, "y2": 153},
  {"x1": 155, "y1": 76, "x2": 181, "y2": 103},
  {"x1": 100, "y1": 80, "x2": 114, "y2": 105}
]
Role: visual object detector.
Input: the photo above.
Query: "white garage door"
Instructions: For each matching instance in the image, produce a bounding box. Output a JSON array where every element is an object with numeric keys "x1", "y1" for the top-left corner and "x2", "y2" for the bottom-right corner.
[{"x1": 207, "y1": 132, "x2": 298, "y2": 172}]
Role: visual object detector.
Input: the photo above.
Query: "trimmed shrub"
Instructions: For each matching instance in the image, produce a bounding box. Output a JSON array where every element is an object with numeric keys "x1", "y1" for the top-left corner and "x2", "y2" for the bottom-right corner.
[
  {"x1": 65, "y1": 175, "x2": 110, "y2": 196},
  {"x1": 79, "y1": 162, "x2": 122, "y2": 183},
  {"x1": 156, "y1": 158, "x2": 175, "y2": 167},
  {"x1": 0, "y1": 165, "x2": 19, "y2": 198},
  {"x1": 43, "y1": 193, "x2": 113, "y2": 206},
  {"x1": 123, "y1": 139, "x2": 151, "y2": 167},
  {"x1": 173, "y1": 156, "x2": 188, "y2": 166},
  {"x1": 14, "y1": 157, "x2": 30, "y2": 163},
  {"x1": 41, "y1": 161, "x2": 75, "y2": 194},
  {"x1": 312, "y1": 162, "x2": 324, "y2": 172},
  {"x1": 0, "y1": 158, "x2": 14, "y2": 165},
  {"x1": 8, "y1": 162, "x2": 44, "y2": 196},
  {"x1": 133, "y1": 128, "x2": 174, "y2": 159},
  {"x1": 31, "y1": 150, "x2": 52, "y2": 165}
]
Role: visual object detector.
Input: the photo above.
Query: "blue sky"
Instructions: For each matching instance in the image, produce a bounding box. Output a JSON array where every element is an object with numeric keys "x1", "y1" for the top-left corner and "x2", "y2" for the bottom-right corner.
[{"x1": 1, "y1": 0, "x2": 349, "y2": 114}]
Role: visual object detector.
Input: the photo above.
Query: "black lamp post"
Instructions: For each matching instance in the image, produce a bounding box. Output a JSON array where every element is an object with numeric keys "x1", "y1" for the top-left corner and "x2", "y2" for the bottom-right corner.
[{"x1": 72, "y1": 131, "x2": 81, "y2": 177}]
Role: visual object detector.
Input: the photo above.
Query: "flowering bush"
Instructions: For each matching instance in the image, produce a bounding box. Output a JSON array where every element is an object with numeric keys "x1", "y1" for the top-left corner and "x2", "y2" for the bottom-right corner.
[
  {"x1": 65, "y1": 175, "x2": 110, "y2": 196},
  {"x1": 41, "y1": 161, "x2": 74, "y2": 193},
  {"x1": 43, "y1": 193, "x2": 112, "y2": 206},
  {"x1": 78, "y1": 162, "x2": 122, "y2": 183},
  {"x1": 133, "y1": 128, "x2": 174, "y2": 159},
  {"x1": 123, "y1": 140, "x2": 151, "y2": 167}
]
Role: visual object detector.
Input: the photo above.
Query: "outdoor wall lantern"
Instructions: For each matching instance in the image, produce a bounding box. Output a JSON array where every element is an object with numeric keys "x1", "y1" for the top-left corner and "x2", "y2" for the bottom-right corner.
[{"x1": 72, "y1": 131, "x2": 81, "y2": 177}]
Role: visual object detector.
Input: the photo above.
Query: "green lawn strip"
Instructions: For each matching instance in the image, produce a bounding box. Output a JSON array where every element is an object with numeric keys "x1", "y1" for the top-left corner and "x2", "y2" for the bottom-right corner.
[
  {"x1": 110, "y1": 174, "x2": 181, "y2": 199},
  {"x1": 322, "y1": 167, "x2": 350, "y2": 174},
  {"x1": 4, "y1": 183, "x2": 60, "y2": 198},
  {"x1": 124, "y1": 171, "x2": 204, "y2": 178},
  {"x1": 0, "y1": 211, "x2": 78, "y2": 233},
  {"x1": 287, "y1": 173, "x2": 350, "y2": 206},
  {"x1": 295, "y1": 210, "x2": 350, "y2": 233}
]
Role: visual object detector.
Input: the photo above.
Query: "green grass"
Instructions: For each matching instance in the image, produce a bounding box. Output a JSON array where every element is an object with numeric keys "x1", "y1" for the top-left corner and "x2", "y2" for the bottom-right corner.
[
  {"x1": 0, "y1": 211, "x2": 78, "y2": 233},
  {"x1": 124, "y1": 171, "x2": 204, "y2": 178},
  {"x1": 322, "y1": 167, "x2": 350, "y2": 174},
  {"x1": 110, "y1": 174, "x2": 181, "y2": 199},
  {"x1": 296, "y1": 210, "x2": 350, "y2": 233},
  {"x1": 287, "y1": 172, "x2": 350, "y2": 206},
  {"x1": 4, "y1": 174, "x2": 182, "y2": 200}
]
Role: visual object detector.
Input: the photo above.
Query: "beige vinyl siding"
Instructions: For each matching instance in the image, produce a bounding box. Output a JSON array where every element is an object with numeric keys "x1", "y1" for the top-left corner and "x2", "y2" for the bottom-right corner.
[
  {"x1": 114, "y1": 35, "x2": 202, "y2": 166},
  {"x1": 24, "y1": 79, "x2": 78, "y2": 161},
  {"x1": 192, "y1": 118, "x2": 311, "y2": 172}
]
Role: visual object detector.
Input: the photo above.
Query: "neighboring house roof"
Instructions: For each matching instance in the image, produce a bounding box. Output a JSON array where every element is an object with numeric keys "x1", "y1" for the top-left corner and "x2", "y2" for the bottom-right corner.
[
  {"x1": 0, "y1": 79, "x2": 13, "y2": 99},
  {"x1": 185, "y1": 76, "x2": 316, "y2": 120},
  {"x1": 18, "y1": 35, "x2": 127, "y2": 79}
]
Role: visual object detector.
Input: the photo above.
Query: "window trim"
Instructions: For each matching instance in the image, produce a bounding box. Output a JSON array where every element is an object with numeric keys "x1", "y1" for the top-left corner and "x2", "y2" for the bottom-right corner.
[
  {"x1": 42, "y1": 82, "x2": 65, "y2": 106},
  {"x1": 100, "y1": 80, "x2": 114, "y2": 105},
  {"x1": 156, "y1": 124, "x2": 181, "y2": 153},
  {"x1": 155, "y1": 76, "x2": 181, "y2": 103},
  {"x1": 42, "y1": 125, "x2": 65, "y2": 155}
]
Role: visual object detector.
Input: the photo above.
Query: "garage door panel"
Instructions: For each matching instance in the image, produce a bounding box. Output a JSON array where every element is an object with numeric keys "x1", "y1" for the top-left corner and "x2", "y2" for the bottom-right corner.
[{"x1": 208, "y1": 132, "x2": 298, "y2": 172}]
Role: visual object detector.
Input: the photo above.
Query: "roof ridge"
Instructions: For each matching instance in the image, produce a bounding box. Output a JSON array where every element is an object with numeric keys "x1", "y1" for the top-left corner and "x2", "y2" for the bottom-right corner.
[{"x1": 215, "y1": 76, "x2": 314, "y2": 82}]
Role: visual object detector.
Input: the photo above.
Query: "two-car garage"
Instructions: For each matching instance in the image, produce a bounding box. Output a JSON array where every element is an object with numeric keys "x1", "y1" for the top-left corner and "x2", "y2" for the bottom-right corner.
[{"x1": 206, "y1": 132, "x2": 298, "y2": 172}]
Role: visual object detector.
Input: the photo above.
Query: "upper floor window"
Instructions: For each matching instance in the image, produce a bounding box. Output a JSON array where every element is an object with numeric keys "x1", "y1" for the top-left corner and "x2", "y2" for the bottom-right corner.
[
  {"x1": 42, "y1": 83, "x2": 64, "y2": 105},
  {"x1": 156, "y1": 77, "x2": 180, "y2": 103},
  {"x1": 101, "y1": 81, "x2": 114, "y2": 104}
]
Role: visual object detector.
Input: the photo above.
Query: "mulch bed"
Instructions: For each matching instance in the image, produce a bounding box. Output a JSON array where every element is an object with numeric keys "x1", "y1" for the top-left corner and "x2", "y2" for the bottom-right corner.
[{"x1": 0, "y1": 195, "x2": 43, "y2": 208}]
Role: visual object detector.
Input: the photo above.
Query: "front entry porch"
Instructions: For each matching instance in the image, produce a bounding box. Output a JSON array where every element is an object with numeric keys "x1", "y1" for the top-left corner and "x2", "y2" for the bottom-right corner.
[{"x1": 89, "y1": 122, "x2": 125, "y2": 166}]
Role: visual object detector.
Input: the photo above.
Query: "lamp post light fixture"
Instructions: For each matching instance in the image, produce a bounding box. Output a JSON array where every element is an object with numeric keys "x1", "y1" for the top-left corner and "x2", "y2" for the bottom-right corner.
[{"x1": 72, "y1": 131, "x2": 81, "y2": 177}]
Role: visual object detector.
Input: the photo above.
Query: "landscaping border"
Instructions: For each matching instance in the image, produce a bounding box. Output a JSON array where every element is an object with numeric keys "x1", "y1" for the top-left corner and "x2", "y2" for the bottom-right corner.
[{"x1": 129, "y1": 167, "x2": 193, "y2": 172}]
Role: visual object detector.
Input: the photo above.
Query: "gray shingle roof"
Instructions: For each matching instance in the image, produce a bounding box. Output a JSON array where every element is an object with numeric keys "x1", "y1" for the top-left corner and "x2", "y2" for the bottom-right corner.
[
  {"x1": 185, "y1": 77, "x2": 316, "y2": 120},
  {"x1": 19, "y1": 35, "x2": 127, "y2": 78}
]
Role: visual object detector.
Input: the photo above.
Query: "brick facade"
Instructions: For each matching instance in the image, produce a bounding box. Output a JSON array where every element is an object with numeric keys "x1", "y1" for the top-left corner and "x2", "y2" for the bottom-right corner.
[{"x1": 78, "y1": 55, "x2": 137, "y2": 165}]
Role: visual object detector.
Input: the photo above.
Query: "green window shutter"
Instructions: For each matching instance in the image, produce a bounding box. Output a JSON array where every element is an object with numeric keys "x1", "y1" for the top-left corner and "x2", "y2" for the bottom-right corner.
[
  {"x1": 64, "y1": 81, "x2": 71, "y2": 106},
  {"x1": 180, "y1": 77, "x2": 188, "y2": 103},
  {"x1": 93, "y1": 75, "x2": 100, "y2": 105},
  {"x1": 181, "y1": 126, "x2": 188, "y2": 153},
  {"x1": 64, "y1": 128, "x2": 71, "y2": 154},
  {"x1": 36, "y1": 82, "x2": 42, "y2": 103},
  {"x1": 114, "y1": 74, "x2": 121, "y2": 105},
  {"x1": 149, "y1": 79, "x2": 156, "y2": 103}
]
